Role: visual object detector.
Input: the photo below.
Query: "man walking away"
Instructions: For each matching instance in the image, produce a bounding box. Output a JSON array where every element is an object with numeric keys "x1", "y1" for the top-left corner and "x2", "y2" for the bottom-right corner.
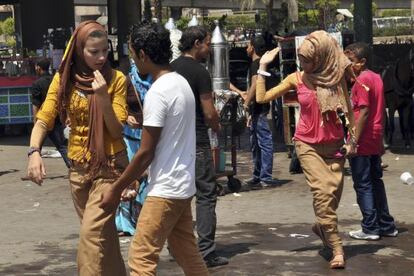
[{"x1": 171, "y1": 26, "x2": 229, "y2": 267}]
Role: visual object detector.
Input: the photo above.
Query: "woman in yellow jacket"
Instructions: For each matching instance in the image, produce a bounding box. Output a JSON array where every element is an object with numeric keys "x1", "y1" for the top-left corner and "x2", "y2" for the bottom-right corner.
[{"x1": 26, "y1": 21, "x2": 128, "y2": 276}]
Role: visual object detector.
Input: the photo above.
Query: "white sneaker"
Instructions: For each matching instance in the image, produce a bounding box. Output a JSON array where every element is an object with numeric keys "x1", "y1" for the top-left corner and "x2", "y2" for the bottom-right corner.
[
  {"x1": 349, "y1": 229, "x2": 380, "y2": 240},
  {"x1": 382, "y1": 229, "x2": 398, "y2": 237}
]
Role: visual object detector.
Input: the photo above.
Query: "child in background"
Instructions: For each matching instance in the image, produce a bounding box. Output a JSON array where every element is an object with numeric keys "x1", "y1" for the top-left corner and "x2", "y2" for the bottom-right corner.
[{"x1": 345, "y1": 42, "x2": 398, "y2": 241}]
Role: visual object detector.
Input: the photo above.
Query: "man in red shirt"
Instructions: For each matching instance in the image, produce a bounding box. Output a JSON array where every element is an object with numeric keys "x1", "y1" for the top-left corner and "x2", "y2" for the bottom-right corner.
[{"x1": 345, "y1": 42, "x2": 397, "y2": 241}]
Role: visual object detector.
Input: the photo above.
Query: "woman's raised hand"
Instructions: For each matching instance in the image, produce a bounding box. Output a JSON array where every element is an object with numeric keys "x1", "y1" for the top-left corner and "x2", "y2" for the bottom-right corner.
[
  {"x1": 92, "y1": 70, "x2": 108, "y2": 96},
  {"x1": 260, "y1": 47, "x2": 281, "y2": 66}
]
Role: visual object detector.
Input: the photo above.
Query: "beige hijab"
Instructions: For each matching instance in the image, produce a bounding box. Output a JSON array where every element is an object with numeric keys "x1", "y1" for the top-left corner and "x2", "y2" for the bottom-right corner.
[{"x1": 298, "y1": 30, "x2": 351, "y2": 115}]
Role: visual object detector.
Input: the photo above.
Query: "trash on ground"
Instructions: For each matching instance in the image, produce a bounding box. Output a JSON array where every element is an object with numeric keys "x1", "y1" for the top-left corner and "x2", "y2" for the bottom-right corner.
[
  {"x1": 16, "y1": 209, "x2": 36, "y2": 213},
  {"x1": 33, "y1": 202, "x2": 40, "y2": 207},
  {"x1": 395, "y1": 156, "x2": 400, "y2": 161},
  {"x1": 41, "y1": 149, "x2": 62, "y2": 158},
  {"x1": 268, "y1": 227, "x2": 277, "y2": 231},
  {"x1": 400, "y1": 172, "x2": 414, "y2": 186},
  {"x1": 289, "y1": 233, "x2": 310, "y2": 238},
  {"x1": 233, "y1": 193, "x2": 241, "y2": 197}
]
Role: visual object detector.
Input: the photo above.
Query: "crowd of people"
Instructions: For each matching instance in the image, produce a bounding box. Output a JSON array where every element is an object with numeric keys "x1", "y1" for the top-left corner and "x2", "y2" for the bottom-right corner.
[{"x1": 26, "y1": 19, "x2": 398, "y2": 275}]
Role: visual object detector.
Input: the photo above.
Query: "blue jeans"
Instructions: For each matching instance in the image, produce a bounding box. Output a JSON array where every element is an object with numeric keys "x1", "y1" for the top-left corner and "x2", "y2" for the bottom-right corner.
[
  {"x1": 349, "y1": 155, "x2": 396, "y2": 235},
  {"x1": 250, "y1": 113, "x2": 274, "y2": 182}
]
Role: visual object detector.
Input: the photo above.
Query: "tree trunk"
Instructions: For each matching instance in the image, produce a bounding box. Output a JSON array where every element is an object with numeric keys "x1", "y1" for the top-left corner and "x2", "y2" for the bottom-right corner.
[
  {"x1": 266, "y1": 0, "x2": 274, "y2": 30},
  {"x1": 136, "y1": 0, "x2": 142, "y2": 22},
  {"x1": 144, "y1": 0, "x2": 152, "y2": 21},
  {"x1": 154, "y1": 0, "x2": 162, "y2": 21},
  {"x1": 170, "y1": 7, "x2": 182, "y2": 20}
]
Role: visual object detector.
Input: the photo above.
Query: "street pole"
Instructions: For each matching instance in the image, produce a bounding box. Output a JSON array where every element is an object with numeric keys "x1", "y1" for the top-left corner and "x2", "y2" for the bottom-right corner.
[
  {"x1": 411, "y1": 0, "x2": 414, "y2": 35},
  {"x1": 353, "y1": 0, "x2": 373, "y2": 45}
]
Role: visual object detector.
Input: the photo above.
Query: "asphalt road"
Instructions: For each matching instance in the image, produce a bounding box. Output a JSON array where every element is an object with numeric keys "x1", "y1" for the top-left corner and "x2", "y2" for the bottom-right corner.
[{"x1": 0, "y1": 134, "x2": 413, "y2": 276}]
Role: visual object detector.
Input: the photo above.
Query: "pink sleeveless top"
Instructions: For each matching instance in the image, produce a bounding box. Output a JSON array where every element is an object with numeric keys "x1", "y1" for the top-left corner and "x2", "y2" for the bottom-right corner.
[{"x1": 293, "y1": 72, "x2": 344, "y2": 144}]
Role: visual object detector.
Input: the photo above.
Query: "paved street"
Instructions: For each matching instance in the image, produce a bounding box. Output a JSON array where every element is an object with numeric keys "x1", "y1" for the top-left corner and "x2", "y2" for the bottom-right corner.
[{"x1": 0, "y1": 133, "x2": 413, "y2": 276}]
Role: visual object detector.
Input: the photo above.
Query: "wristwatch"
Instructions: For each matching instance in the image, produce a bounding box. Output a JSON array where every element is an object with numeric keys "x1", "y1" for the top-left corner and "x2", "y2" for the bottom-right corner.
[{"x1": 28, "y1": 147, "x2": 41, "y2": 157}]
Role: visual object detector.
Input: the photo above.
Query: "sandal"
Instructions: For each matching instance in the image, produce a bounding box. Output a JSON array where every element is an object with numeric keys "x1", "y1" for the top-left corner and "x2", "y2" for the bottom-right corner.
[
  {"x1": 312, "y1": 223, "x2": 331, "y2": 249},
  {"x1": 330, "y1": 253, "x2": 345, "y2": 269}
]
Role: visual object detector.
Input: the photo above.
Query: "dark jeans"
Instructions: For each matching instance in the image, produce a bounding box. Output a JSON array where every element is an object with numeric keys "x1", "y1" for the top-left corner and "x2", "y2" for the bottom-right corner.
[
  {"x1": 48, "y1": 122, "x2": 71, "y2": 168},
  {"x1": 349, "y1": 155, "x2": 396, "y2": 235},
  {"x1": 250, "y1": 113, "x2": 274, "y2": 182},
  {"x1": 195, "y1": 146, "x2": 217, "y2": 258}
]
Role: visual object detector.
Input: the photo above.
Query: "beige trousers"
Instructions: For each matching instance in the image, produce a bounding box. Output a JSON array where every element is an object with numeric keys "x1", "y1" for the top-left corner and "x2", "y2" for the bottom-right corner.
[
  {"x1": 128, "y1": 196, "x2": 209, "y2": 276},
  {"x1": 69, "y1": 150, "x2": 128, "y2": 276},
  {"x1": 295, "y1": 140, "x2": 345, "y2": 251}
]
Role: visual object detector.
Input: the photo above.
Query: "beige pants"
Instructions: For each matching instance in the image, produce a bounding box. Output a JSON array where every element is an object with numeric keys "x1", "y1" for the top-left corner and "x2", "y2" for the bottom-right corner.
[
  {"x1": 295, "y1": 140, "x2": 345, "y2": 251},
  {"x1": 129, "y1": 196, "x2": 209, "y2": 276},
  {"x1": 69, "y1": 151, "x2": 128, "y2": 276}
]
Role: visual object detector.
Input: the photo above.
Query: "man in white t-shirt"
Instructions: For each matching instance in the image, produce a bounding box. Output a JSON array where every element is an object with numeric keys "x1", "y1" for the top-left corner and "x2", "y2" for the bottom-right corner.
[{"x1": 99, "y1": 23, "x2": 209, "y2": 276}]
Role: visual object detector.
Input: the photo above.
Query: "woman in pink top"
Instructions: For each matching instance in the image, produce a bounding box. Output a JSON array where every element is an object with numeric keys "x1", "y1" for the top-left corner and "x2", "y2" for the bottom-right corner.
[{"x1": 256, "y1": 31, "x2": 356, "y2": 269}]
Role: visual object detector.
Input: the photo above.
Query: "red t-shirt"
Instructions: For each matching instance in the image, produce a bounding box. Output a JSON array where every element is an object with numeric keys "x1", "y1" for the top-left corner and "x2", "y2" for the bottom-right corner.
[
  {"x1": 351, "y1": 70, "x2": 385, "y2": 155},
  {"x1": 294, "y1": 77, "x2": 344, "y2": 145}
]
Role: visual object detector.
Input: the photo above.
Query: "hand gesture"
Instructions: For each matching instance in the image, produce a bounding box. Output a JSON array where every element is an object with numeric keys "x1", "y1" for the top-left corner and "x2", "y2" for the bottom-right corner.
[
  {"x1": 127, "y1": 115, "x2": 141, "y2": 129},
  {"x1": 27, "y1": 152, "x2": 46, "y2": 185},
  {"x1": 99, "y1": 186, "x2": 121, "y2": 213},
  {"x1": 120, "y1": 188, "x2": 138, "y2": 201},
  {"x1": 260, "y1": 47, "x2": 280, "y2": 66},
  {"x1": 342, "y1": 143, "x2": 356, "y2": 157},
  {"x1": 92, "y1": 70, "x2": 108, "y2": 96}
]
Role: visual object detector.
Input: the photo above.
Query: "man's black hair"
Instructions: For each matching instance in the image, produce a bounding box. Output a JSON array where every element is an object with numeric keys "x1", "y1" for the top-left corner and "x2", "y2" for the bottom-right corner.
[
  {"x1": 129, "y1": 22, "x2": 172, "y2": 65},
  {"x1": 345, "y1": 42, "x2": 371, "y2": 63},
  {"x1": 178, "y1": 26, "x2": 209, "y2": 53},
  {"x1": 250, "y1": 35, "x2": 267, "y2": 57},
  {"x1": 36, "y1": 58, "x2": 50, "y2": 71}
]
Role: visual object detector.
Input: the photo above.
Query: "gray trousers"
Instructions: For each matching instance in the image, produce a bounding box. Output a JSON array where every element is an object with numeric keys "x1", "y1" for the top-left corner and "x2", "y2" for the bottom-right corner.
[{"x1": 195, "y1": 146, "x2": 218, "y2": 258}]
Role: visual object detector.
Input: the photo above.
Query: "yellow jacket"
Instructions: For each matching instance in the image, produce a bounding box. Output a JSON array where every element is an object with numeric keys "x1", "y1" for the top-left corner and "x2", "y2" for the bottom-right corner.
[{"x1": 36, "y1": 70, "x2": 128, "y2": 162}]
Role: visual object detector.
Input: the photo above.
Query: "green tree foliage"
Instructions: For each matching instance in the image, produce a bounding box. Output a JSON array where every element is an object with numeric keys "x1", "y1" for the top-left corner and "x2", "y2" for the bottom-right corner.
[
  {"x1": 313, "y1": 0, "x2": 339, "y2": 29},
  {"x1": 2, "y1": 17, "x2": 14, "y2": 36},
  {"x1": 0, "y1": 17, "x2": 15, "y2": 47},
  {"x1": 381, "y1": 9, "x2": 411, "y2": 17},
  {"x1": 175, "y1": 17, "x2": 190, "y2": 30}
]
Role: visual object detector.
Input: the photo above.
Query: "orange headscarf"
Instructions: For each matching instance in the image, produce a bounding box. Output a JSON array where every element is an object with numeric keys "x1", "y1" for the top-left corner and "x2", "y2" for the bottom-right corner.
[{"x1": 57, "y1": 20, "x2": 113, "y2": 176}]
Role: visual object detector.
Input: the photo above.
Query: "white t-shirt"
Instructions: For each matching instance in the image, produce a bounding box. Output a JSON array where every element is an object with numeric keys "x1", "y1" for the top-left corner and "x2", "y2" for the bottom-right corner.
[{"x1": 143, "y1": 72, "x2": 196, "y2": 199}]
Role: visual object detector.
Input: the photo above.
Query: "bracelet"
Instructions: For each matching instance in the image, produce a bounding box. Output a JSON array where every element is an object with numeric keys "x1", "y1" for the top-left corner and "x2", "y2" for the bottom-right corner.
[
  {"x1": 28, "y1": 147, "x2": 41, "y2": 157},
  {"x1": 257, "y1": 69, "x2": 271, "y2": 77}
]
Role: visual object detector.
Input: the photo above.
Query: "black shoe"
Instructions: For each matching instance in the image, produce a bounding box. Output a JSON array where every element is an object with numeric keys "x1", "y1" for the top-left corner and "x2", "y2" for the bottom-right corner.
[
  {"x1": 248, "y1": 182, "x2": 263, "y2": 190},
  {"x1": 261, "y1": 179, "x2": 280, "y2": 187},
  {"x1": 204, "y1": 253, "x2": 229, "y2": 268},
  {"x1": 245, "y1": 178, "x2": 260, "y2": 185}
]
